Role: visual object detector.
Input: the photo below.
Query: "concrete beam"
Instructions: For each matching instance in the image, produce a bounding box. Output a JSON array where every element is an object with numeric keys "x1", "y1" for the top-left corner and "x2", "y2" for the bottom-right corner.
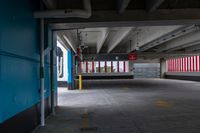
[
  {"x1": 185, "y1": 44, "x2": 200, "y2": 52},
  {"x1": 166, "y1": 40, "x2": 200, "y2": 52},
  {"x1": 140, "y1": 25, "x2": 198, "y2": 52},
  {"x1": 126, "y1": 26, "x2": 182, "y2": 52},
  {"x1": 118, "y1": 0, "x2": 131, "y2": 14},
  {"x1": 57, "y1": 31, "x2": 77, "y2": 53},
  {"x1": 48, "y1": 9, "x2": 200, "y2": 29},
  {"x1": 146, "y1": 0, "x2": 165, "y2": 12},
  {"x1": 57, "y1": 33, "x2": 69, "y2": 50},
  {"x1": 160, "y1": 58, "x2": 167, "y2": 78},
  {"x1": 107, "y1": 27, "x2": 133, "y2": 53},
  {"x1": 156, "y1": 31, "x2": 200, "y2": 52},
  {"x1": 97, "y1": 28, "x2": 109, "y2": 53}
]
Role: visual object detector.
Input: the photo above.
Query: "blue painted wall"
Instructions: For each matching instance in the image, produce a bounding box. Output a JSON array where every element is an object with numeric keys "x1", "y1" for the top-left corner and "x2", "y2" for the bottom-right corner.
[
  {"x1": 0, "y1": 0, "x2": 54, "y2": 123},
  {"x1": 67, "y1": 49, "x2": 73, "y2": 84}
]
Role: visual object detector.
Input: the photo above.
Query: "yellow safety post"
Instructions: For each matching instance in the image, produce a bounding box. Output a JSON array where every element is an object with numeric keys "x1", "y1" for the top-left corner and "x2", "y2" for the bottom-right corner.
[{"x1": 79, "y1": 75, "x2": 82, "y2": 90}]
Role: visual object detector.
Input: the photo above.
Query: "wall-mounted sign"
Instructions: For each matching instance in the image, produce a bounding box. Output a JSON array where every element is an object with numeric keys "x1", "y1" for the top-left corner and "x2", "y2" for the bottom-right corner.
[{"x1": 128, "y1": 53, "x2": 137, "y2": 60}]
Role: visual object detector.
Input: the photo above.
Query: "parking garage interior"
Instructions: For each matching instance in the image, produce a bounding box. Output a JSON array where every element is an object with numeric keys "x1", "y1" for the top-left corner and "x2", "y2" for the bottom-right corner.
[{"x1": 1, "y1": 0, "x2": 200, "y2": 133}]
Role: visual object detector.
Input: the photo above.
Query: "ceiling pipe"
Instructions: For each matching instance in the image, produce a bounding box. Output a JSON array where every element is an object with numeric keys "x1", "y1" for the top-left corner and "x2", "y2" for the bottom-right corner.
[{"x1": 34, "y1": 0, "x2": 92, "y2": 18}]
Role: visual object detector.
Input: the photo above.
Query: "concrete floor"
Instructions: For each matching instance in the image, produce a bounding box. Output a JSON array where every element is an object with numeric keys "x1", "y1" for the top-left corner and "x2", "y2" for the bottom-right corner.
[{"x1": 33, "y1": 79, "x2": 200, "y2": 133}]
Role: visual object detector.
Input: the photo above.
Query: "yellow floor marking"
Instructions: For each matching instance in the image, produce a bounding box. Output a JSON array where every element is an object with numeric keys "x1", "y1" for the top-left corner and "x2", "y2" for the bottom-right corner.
[
  {"x1": 81, "y1": 111, "x2": 89, "y2": 133},
  {"x1": 155, "y1": 100, "x2": 174, "y2": 108}
]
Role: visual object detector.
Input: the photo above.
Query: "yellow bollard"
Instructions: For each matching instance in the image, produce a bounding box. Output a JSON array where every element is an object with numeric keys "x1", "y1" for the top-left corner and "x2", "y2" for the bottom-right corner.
[{"x1": 79, "y1": 75, "x2": 82, "y2": 90}]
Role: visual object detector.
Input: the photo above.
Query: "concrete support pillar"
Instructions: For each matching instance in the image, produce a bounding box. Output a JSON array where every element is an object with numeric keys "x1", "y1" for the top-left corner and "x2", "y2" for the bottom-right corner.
[
  {"x1": 129, "y1": 61, "x2": 134, "y2": 79},
  {"x1": 160, "y1": 58, "x2": 167, "y2": 78},
  {"x1": 129, "y1": 61, "x2": 134, "y2": 72}
]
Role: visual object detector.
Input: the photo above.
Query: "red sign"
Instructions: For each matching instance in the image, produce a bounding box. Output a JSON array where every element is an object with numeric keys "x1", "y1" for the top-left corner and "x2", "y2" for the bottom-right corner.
[{"x1": 128, "y1": 53, "x2": 137, "y2": 60}]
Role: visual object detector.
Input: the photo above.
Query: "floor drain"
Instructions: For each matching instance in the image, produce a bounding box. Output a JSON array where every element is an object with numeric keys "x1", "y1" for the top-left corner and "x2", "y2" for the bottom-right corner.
[{"x1": 80, "y1": 127, "x2": 98, "y2": 131}]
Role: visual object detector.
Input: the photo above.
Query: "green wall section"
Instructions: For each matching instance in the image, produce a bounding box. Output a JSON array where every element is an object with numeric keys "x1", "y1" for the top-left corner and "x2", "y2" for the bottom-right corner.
[{"x1": 0, "y1": 0, "x2": 56, "y2": 123}]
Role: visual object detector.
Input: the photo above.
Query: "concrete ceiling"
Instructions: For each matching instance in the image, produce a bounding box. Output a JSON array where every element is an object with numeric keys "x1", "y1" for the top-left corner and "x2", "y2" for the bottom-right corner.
[
  {"x1": 39, "y1": 0, "x2": 200, "y2": 59},
  {"x1": 57, "y1": 24, "x2": 200, "y2": 59}
]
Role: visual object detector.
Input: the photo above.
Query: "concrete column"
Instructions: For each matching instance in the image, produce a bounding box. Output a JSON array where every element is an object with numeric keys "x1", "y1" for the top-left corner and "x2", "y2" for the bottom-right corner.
[
  {"x1": 129, "y1": 61, "x2": 134, "y2": 72},
  {"x1": 160, "y1": 58, "x2": 167, "y2": 78},
  {"x1": 128, "y1": 61, "x2": 134, "y2": 79}
]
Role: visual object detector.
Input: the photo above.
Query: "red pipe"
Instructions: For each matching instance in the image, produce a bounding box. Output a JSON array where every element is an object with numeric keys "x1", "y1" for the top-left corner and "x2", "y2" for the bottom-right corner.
[
  {"x1": 168, "y1": 60, "x2": 170, "y2": 72},
  {"x1": 182, "y1": 58, "x2": 184, "y2": 72},
  {"x1": 105, "y1": 61, "x2": 107, "y2": 73},
  {"x1": 190, "y1": 56, "x2": 193, "y2": 72},
  {"x1": 178, "y1": 58, "x2": 180, "y2": 72},
  {"x1": 183, "y1": 57, "x2": 186, "y2": 72},
  {"x1": 180, "y1": 58, "x2": 181, "y2": 72},
  {"x1": 196, "y1": 56, "x2": 198, "y2": 72},
  {"x1": 179, "y1": 58, "x2": 181, "y2": 72},
  {"x1": 174, "y1": 59, "x2": 176, "y2": 72},
  {"x1": 171, "y1": 59, "x2": 173, "y2": 72},
  {"x1": 124, "y1": 61, "x2": 126, "y2": 72},
  {"x1": 177, "y1": 58, "x2": 179, "y2": 72},
  {"x1": 185, "y1": 57, "x2": 186, "y2": 71},
  {"x1": 175, "y1": 59, "x2": 177, "y2": 72},
  {"x1": 117, "y1": 61, "x2": 119, "y2": 72},
  {"x1": 98, "y1": 61, "x2": 100, "y2": 73},
  {"x1": 86, "y1": 61, "x2": 88, "y2": 73},
  {"x1": 92, "y1": 61, "x2": 94, "y2": 73},
  {"x1": 111, "y1": 61, "x2": 113, "y2": 72},
  {"x1": 199, "y1": 55, "x2": 200, "y2": 71},
  {"x1": 170, "y1": 59, "x2": 172, "y2": 72},
  {"x1": 186, "y1": 57, "x2": 190, "y2": 72},
  {"x1": 193, "y1": 56, "x2": 195, "y2": 72}
]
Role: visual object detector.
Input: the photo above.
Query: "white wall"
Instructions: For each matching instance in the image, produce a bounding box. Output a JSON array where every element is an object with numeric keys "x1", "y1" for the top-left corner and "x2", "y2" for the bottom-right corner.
[{"x1": 57, "y1": 41, "x2": 68, "y2": 81}]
